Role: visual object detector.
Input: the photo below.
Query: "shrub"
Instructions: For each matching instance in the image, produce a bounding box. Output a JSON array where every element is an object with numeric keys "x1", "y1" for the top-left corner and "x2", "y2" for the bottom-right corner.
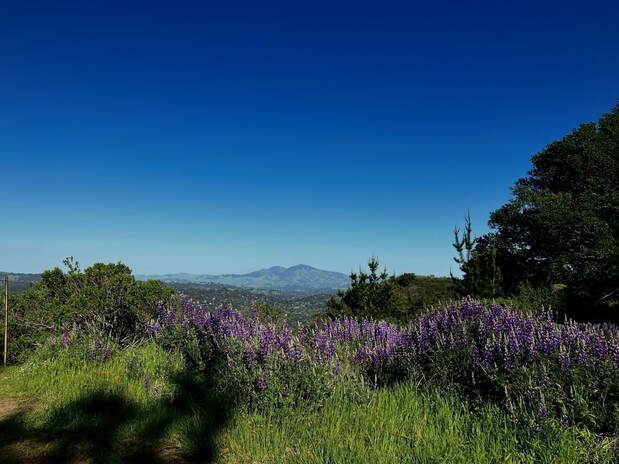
[
  {"x1": 6, "y1": 258, "x2": 174, "y2": 362},
  {"x1": 146, "y1": 296, "x2": 618, "y2": 434},
  {"x1": 148, "y1": 297, "x2": 340, "y2": 411}
]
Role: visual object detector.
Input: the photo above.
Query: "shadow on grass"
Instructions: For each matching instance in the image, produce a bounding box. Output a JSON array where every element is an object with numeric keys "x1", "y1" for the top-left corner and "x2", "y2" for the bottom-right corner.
[{"x1": 0, "y1": 371, "x2": 233, "y2": 464}]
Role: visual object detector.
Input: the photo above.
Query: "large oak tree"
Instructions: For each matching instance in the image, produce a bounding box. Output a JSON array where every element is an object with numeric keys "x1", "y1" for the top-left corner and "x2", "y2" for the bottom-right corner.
[{"x1": 482, "y1": 104, "x2": 618, "y2": 319}]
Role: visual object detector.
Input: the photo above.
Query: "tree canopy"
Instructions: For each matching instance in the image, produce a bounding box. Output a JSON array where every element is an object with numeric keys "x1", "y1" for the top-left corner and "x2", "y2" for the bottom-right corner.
[{"x1": 458, "y1": 104, "x2": 618, "y2": 320}]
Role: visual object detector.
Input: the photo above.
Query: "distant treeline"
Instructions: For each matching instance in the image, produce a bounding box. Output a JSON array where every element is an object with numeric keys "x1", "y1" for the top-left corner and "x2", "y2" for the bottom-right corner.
[
  {"x1": 2, "y1": 273, "x2": 41, "y2": 293},
  {"x1": 168, "y1": 282, "x2": 332, "y2": 324},
  {"x1": 325, "y1": 259, "x2": 453, "y2": 322}
]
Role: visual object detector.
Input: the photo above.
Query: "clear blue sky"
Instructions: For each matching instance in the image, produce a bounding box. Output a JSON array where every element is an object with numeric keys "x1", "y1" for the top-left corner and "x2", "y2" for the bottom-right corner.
[{"x1": 1, "y1": 1, "x2": 617, "y2": 276}]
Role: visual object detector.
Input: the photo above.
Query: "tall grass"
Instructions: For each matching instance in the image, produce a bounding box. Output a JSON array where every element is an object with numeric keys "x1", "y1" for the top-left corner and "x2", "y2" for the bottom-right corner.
[
  {"x1": 1, "y1": 340, "x2": 616, "y2": 463},
  {"x1": 222, "y1": 382, "x2": 616, "y2": 464},
  {"x1": 0, "y1": 340, "x2": 184, "y2": 410}
]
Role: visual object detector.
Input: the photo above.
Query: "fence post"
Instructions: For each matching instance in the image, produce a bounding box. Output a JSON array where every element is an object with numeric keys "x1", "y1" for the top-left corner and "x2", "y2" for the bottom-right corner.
[{"x1": 3, "y1": 275, "x2": 7, "y2": 366}]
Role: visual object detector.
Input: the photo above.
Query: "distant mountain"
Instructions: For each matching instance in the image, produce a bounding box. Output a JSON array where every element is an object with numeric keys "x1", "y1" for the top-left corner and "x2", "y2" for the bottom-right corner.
[{"x1": 137, "y1": 264, "x2": 350, "y2": 293}]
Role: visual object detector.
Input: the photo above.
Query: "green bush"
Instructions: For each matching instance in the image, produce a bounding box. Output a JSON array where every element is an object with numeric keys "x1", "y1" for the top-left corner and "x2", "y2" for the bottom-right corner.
[
  {"x1": 326, "y1": 257, "x2": 453, "y2": 322},
  {"x1": 4, "y1": 258, "x2": 174, "y2": 363}
]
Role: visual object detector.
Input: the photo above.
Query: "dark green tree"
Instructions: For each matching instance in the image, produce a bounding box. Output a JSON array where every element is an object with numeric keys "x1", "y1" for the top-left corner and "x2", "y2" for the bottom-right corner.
[
  {"x1": 461, "y1": 104, "x2": 618, "y2": 320},
  {"x1": 327, "y1": 258, "x2": 410, "y2": 321},
  {"x1": 451, "y1": 213, "x2": 502, "y2": 298}
]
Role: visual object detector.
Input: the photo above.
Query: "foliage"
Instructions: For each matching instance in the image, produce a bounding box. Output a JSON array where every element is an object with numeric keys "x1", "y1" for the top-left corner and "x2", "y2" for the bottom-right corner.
[
  {"x1": 1, "y1": 299, "x2": 617, "y2": 462},
  {"x1": 169, "y1": 281, "x2": 332, "y2": 324},
  {"x1": 326, "y1": 257, "x2": 453, "y2": 322},
  {"x1": 451, "y1": 213, "x2": 502, "y2": 298},
  {"x1": 4, "y1": 258, "x2": 173, "y2": 363},
  {"x1": 144, "y1": 297, "x2": 619, "y2": 434},
  {"x1": 253, "y1": 301, "x2": 285, "y2": 324},
  {"x1": 326, "y1": 258, "x2": 407, "y2": 321},
  {"x1": 490, "y1": 282, "x2": 568, "y2": 316},
  {"x1": 460, "y1": 105, "x2": 618, "y2": 321},
  {"x1": 348, "y1": 301, "x2": 619, "y2": 434}
]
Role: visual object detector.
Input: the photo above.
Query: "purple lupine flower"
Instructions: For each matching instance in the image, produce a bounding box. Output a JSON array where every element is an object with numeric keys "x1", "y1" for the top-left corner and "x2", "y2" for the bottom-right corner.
[
  {"x1": 256, "y1": 371, "x2": 267, "y2": 390},
  {"x1": 163, "y1": 310, "x2": 176, "y2": 327},
  {"x1": 483, "y1": 345, "x2": 495, "y2": 369},
  {"x1": 144, "y1": 374, "x2": 151, "y2": 392},
  {"x1": 61, "y1": 328, "x2": 70, "y2": 348},
  {"x1": 156, "y1": 302, "x2": 165, "y2": 319},
  {"x1": 101, "y1": 346, "x2": 112, "y2": 361},
  {"x1": 49, "y1": 327, "x2": 57, "y2": 345},
  {"x1": 250, "y1": 305, "x2": 259, "y2": 319},
  {"x1": 89, "y1": 338, "x2": 102, "y2": 361},
  {"x1": 147, "y1": 320, "x2": 161, "y2": 336},
  {"x1": 243, "y1": 345, "x2": 257, "y2": 368},
  {"x1": 576, "y1": 349, "x2": 589, "y2": 365},
  {"x1": 470, "y1": 343, "x2": 480, "y2": 364},
  {"x1": 333, "y1": 361, "x2": 341, "y2": 376},
  {"x1": 558, "y1": 350, "x2": 570, "y2": 372}
]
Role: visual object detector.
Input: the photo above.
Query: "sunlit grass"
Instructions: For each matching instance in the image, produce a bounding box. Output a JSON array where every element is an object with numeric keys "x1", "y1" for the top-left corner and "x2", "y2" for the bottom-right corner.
[
  {"x1": 0, "y1": 341, "x2": 184, "y2": 410},
  {"x1": 1, "y1": 341, "x2": 616, "y2": 463},
  {"x1": 221, "y1": 382, "x2": 617, "y2": 464}
]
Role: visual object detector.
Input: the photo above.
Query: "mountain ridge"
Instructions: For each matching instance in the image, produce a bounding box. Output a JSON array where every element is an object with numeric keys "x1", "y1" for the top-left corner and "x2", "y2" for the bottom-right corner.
[{"x1": 135, "y1": 264, "x2": 349, "y2": 293}]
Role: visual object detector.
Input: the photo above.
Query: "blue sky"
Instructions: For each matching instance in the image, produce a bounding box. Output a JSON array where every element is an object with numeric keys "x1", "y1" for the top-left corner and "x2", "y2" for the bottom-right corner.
[{"x1": 1, "y1": 1, "x2": 617, "y2": 276}]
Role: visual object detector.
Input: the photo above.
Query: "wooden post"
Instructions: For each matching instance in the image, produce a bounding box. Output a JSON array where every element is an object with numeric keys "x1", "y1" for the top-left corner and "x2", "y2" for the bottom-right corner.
[{"x1": 3, "y1": 275, "x2": 7, "y2": 367}]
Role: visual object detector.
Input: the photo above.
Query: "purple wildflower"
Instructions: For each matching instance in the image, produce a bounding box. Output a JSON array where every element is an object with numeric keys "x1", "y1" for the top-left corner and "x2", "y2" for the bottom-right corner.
[
  {"x1": 333, "y1": 361, "x2": 341, "y2": 376},
  {"x1": 61, "y1": 328, "x2": 70, "y2": 348},
  {"x1": 147, "y1": 320, "x2": 161, "y2": 336},
  {"x1": 558, "y1": 351, "x2": 571, "y2": 372},
  {"x1": 243, "y1": 345, "x2": 257, "y2": 368},
  {"x1": 256, "y1": 370, "x2": 267, "y2": 390},
  {"x1": 101, "y1": 346, "x2": 112, "y2": 361}
]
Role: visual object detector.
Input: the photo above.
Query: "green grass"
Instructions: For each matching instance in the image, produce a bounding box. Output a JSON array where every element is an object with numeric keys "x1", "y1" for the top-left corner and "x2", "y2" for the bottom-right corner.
[
  {"x1": 0, "y1": 341, "x2": 184, "y2": 408},
  {"x1": 221, "y1": 384, "x2": 616, "y2": 464},
  {"x1": 1, "y1": 341, "x2": 616, "y2": 463}
]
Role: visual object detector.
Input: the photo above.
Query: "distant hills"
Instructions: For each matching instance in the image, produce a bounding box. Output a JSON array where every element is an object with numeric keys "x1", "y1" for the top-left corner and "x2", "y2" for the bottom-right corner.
[
  {"x1": 1, "y1": 265, "x2": 350, "y2": 295},
  {"x1": 136, "y1": 264, "x2": 350, "y2": 293},
  {"x1": 0, "y1": 272, "x2": 41, "y2": 293}
]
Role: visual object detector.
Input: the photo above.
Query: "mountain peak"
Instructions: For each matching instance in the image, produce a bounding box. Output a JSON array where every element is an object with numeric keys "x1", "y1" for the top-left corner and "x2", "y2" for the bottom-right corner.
[
  {"x1": 266, "y1": 265, "x2": 287, "y2": 271},
  {"x1": 138, "y1": 265, "x2": 349, "y2": 293},
  {"x1": 287, "y1": 264, "x2": 315, "y2": 271}
]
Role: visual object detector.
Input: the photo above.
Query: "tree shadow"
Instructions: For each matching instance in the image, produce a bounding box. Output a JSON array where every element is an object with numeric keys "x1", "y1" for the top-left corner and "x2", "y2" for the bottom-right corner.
[{"x1": 0, "y1": 370, "x2": 234, "y2": 464}]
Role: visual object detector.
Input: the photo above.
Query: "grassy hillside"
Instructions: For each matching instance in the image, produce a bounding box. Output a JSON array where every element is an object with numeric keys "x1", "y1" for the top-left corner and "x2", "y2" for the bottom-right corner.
[
  {"x1": 2, "y1": 262, "x2": 617, "y2": 463},
  {"x1": 1, "y1": 340, "x2": 614, "y2": 464}
]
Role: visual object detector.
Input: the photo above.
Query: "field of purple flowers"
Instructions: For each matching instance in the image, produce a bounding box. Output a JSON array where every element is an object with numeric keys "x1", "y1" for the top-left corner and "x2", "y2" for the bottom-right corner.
[{"x1": 148, "y1": 297, "x2": 619, "y2": 435}]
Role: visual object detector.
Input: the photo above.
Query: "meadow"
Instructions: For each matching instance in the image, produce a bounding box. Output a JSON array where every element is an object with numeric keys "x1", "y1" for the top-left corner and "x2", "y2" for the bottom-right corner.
[{"x1": 1, "y1": 298, "x2": 617, "y2": 463}]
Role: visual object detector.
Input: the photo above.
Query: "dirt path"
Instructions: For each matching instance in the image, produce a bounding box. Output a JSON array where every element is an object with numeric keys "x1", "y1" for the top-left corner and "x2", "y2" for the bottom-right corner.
[
  {"x1": 0, "y1": 395, "x2": 191, "y2": 464},
  {"x1": 0, "y1": 396, "x2": 31, "y2": 420},
  {"x1": 0, "y1": 395, "x2": 48, "y2": 464}
]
